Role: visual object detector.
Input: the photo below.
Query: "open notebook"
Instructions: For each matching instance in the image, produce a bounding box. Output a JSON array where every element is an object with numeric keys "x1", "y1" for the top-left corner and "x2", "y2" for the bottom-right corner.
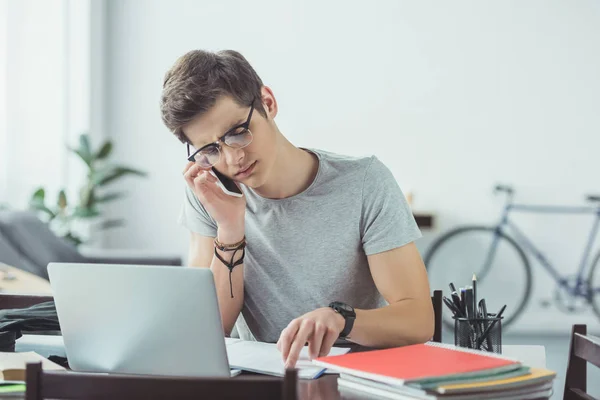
[{"x1": 225, "y1": 338, "x2": 350, "y2": 379}]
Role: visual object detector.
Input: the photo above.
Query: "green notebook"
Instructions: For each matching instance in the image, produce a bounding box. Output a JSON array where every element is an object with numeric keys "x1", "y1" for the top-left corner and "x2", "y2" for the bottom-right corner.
[{"x1": 0, "y1": 383, "x2": 26, "y2": 393}]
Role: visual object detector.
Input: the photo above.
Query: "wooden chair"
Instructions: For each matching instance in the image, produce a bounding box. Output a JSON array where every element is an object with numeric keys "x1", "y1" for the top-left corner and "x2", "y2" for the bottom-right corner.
[
  {"x1": 431, "y1": 290, "x2": 442, "y2": 343},
  {"x1": 25, "y1": 362, "x2": 298, "y2": 400},
  {"x1": 564, "y1": 324, "x2": 599, "y2": 400}
]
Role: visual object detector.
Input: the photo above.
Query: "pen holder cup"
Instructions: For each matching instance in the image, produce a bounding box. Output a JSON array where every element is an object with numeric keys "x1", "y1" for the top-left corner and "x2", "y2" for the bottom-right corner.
[{"x1": 454, "y1": 316, "x2": 503, "y2": 354}]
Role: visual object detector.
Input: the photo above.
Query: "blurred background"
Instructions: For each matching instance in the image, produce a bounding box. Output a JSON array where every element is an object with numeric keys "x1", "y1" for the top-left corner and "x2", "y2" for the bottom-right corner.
[{"x1": 1, "y1": 1, "x2": 599, "y2": 397}]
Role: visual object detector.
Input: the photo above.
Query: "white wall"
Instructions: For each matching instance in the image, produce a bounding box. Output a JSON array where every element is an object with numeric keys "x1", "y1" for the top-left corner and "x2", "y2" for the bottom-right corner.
[{"x1": 104, "y1": 0, "x2": 600, "y2": 332}]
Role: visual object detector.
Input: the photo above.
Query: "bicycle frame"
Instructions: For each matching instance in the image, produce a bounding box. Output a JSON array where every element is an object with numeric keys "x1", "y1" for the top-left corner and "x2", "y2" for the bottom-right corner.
[{"x1": 487, "y1": 197, "x2": 600, "y2": 296}]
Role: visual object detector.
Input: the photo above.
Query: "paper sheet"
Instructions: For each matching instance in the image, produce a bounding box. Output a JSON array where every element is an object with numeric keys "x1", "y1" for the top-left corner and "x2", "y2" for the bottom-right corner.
[{"x1": 225, "y1": 338, "x2": 349, "y2": 379}]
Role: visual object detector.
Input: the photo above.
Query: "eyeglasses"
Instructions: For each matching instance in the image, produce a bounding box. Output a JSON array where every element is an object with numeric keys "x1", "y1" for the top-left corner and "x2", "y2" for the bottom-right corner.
[{"x1": 186, "y1": 101, "x2": 255, "y2": 168}]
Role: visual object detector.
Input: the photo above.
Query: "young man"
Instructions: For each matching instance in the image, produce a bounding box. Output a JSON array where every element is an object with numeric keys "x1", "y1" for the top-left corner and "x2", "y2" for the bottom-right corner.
[{"x1": 161, "y1": 50, "x2": 433, "y2": 368}]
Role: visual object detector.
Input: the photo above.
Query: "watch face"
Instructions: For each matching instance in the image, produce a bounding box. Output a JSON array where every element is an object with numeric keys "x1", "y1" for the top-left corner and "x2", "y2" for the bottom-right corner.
[
  {"x1": 332, "y1": 302, "x2": 354, "y2": 315},
  {"x1": 339, "y1": 303, "x2": 353, "y2": 313}
]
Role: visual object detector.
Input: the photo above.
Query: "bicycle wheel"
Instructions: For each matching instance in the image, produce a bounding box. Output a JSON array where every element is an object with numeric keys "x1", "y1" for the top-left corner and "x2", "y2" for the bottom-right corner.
[
  {"x1": 424, "y1": 226, "x2": 532, "y2": 331},
  {"x1": 586, "y1": 250, "x2": 600, "y2": 320}
]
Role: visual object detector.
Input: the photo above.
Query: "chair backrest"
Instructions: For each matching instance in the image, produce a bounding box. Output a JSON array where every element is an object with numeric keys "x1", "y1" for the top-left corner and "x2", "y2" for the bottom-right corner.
[
  {"x1": 431, "y1": 290, "x2": 442, "y2": 343},
  {"x1": 564, "y1": 324, "x2": 600, "y2": 400},
  {"x1": 25, "y1": 362, "x2": 298, "y2": 400},
  {"x1": 0, "y1": 211, "x2": 85, "y2": 279}
]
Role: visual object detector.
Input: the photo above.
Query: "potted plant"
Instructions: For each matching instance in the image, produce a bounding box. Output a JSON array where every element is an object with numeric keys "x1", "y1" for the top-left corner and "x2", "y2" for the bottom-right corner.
[{"x1": 28, "y1": 133, "x2": 146, "y2": 246}]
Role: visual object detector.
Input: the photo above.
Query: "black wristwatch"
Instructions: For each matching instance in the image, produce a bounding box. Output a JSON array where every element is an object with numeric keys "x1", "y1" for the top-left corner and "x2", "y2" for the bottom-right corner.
[{"x1": 329, "y1": 301, "x2": 356, "y2": 338}]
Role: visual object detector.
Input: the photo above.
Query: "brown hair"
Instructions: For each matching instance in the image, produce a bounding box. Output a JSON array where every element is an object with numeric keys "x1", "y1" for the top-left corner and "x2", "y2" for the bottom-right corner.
[{"x1": 160, "y1": 49, "x2": 266, "y2": 143}]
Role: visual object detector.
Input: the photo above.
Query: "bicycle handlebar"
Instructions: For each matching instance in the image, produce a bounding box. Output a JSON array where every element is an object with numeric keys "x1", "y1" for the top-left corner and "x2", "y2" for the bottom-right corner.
[{"x1": 494, "y1": 185, "x2": 514, "y2": 195}]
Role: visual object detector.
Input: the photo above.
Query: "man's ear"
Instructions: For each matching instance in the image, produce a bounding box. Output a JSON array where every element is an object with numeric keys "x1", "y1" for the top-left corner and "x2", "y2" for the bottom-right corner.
[{"x1": 260, "y1": 86, "x2": 278, "y2": 119}]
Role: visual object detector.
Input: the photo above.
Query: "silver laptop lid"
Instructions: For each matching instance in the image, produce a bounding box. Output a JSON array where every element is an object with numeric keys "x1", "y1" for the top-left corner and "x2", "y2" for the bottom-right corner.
[{"x1": 48, "y1": 263, "x2": 230, "y2": 378}]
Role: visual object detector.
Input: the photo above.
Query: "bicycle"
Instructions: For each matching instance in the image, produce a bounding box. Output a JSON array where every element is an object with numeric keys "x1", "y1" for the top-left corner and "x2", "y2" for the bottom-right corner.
[{"x1": 424, "y1": 184, "x2": 600, "y2": 331}]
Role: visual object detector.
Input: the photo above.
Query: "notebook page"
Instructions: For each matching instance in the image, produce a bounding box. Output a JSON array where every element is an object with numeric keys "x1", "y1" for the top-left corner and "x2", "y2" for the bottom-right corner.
[{"x1": 226, "y1": 340, "x2": 349, "y2": 379}]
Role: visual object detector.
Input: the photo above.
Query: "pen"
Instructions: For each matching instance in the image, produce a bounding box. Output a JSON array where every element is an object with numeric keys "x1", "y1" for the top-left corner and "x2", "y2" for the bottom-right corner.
[
  {"x1": 479, "y1": 298, "x2": 492, "y2": 351},
  {"x1": 460, "y1": 288, "x2": 467, "y2": 317},
  {"x1": 465, "y1": 287, "x2": 474, "y2": 320},
  {"x1": 443, "y1": 296, "x2": 461, "y2": 317},
  {"x1": 472, "y1": 274, "x2": 477, "y2": 318},
  {"x1": 476, "y1": 304, "x2": 506, "y2": 349},
  {"x1": 451, "y1": 291, "x2": 463, "y2": 316},
  {"x1": 465, "y1": 287, "x2": 477, "y2": 345},
  {"x1": 449, "y1": 282, "x2": 457, "y2": 293}
]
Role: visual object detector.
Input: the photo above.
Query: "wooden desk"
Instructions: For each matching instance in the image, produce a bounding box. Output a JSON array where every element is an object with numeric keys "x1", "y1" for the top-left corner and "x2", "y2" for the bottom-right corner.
[
  {"x1": 16, "y1": 335, "x2": 550, "y2": 399},
  {"x1": 0, "y1": 263, "x2": 52, "y2": 295}
]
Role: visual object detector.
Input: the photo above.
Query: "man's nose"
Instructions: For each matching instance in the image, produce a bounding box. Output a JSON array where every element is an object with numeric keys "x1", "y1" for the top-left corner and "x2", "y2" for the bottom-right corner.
[{"x1": 222, "y1": 146, "x2": 244, "y2": 167}]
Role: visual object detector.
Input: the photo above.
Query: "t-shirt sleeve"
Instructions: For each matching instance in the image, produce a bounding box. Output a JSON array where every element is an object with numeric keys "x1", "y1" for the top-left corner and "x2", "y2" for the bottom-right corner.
[
  {"x1": 177, "y1": 185, "x2": 218, "y2": 237},
  {"x1": 360, "y1": 156, "x2": 422, "y2": 256}
]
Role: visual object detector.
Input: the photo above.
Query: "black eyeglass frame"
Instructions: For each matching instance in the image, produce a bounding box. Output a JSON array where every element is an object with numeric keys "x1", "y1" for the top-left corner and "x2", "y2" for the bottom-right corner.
[{"x1": 186, "y1": 100, "x2": 256, "y2": 164}]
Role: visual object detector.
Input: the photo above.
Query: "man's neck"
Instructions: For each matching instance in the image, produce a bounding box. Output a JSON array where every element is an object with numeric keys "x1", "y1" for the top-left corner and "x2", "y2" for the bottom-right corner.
[{"x1": 253, "y1": 137, "x2": 319, "y2": 200}]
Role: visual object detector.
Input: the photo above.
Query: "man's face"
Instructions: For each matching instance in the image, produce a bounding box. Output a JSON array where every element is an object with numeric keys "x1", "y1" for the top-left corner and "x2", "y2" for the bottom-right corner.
[{"x1": 183, "y1": 95, "x2": 277, "y2": 189}]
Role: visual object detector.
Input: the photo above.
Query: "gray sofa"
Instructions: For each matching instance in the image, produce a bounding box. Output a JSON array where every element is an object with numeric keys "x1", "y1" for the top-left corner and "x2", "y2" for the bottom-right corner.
[{"x1": 0, "y1": 211, "x2": 182, "y2": 280}]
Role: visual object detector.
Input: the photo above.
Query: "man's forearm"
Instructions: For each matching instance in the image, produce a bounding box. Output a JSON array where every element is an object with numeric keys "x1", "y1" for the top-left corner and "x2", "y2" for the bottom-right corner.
[
  {"x1": 211, "y1": 226, "x2": 245, "y2": 336},
  {"x1": 349, "y1": 298, "x2": 434, "y2": 348}
]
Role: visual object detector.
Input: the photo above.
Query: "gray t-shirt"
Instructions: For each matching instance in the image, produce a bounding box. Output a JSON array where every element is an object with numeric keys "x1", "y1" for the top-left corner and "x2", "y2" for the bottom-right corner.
[{"x1": 178, "y1": 149, "x2": 421, "y2": 343}]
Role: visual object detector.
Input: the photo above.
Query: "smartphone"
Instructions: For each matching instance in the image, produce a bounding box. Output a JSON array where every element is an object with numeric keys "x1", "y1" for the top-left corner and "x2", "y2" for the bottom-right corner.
[{"x1": 210, "y1": 168, "x2": 243, "y2": 197}]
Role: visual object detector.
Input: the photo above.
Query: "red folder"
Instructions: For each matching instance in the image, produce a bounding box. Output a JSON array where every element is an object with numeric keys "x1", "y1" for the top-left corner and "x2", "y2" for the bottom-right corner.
[{"x1": 313, "y1": 343, "x2": 521, "y2": 386}]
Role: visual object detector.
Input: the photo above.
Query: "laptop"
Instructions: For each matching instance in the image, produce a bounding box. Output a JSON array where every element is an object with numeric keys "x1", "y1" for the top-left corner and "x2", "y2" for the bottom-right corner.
[{"x1": 47, "y1": 262, "x2": 233, "y2": 378}]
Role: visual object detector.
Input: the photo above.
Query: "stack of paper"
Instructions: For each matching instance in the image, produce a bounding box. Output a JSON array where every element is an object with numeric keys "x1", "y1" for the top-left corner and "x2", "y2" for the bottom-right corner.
[
  {"x1": 225, "y1": 338, "x2": 349, "y2": 379},
  {"x1": 313, "y1": 342, "x2": 556, "y2": 399}
]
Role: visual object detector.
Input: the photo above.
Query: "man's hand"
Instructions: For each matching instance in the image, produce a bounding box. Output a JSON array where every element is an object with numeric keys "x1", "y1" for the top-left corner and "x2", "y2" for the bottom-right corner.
[
  {"x1": 183, "y1": 162, "x2": 246, "y2": 232},
  {"x1": 277, "y1": 307, "x2": 345, "y2": 368}
]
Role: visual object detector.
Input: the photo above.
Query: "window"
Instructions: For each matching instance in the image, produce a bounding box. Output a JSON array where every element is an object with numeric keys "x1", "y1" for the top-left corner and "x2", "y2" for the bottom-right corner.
[{"x1": 0, "y1": 0, "x2": 92, "y2": 208}]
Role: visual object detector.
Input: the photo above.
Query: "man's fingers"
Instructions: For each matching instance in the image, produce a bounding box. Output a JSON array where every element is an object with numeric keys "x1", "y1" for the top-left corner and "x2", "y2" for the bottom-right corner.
[
  {"x1": 183, "y1": 163, "x2": 202, "y2": 186},
  {"x1": 286, "y1": 320, "x2": 314, "y2": 368},
  {"x1": 308, "y1": 323, "x2": 326, "y2": 360},
  {"x1": 184, "y1": 163, "x2": 216, "y2": 185},
  {"x1": 182, "y1": 161, "x2": 195, "y2": 175},
  {"x1": 319, "y1": 328, "x2": 339, "y2": 358},
  {"x1": 280, "y1": 320, "x2": 300, "y2": 362}
]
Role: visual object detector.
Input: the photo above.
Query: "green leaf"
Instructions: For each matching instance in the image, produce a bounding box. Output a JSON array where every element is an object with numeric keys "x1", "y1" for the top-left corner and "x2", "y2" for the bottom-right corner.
[
  {"x1": 63, "y1": 232, "x2": 83, "y2": 247},
  {"x1": 94, "y1": 166, "x2": 147, "y2": 186},
  {"x1": 95, "y1": 141, "x2": 113, "y2": 160},
  {"x1": 69, "y1": 134, "x2": 93, "y2": 167},
  {"x1": 31, "y1": 187, "x2": 46, "y2": 203},
  {"x1": 97, "y1": 218, "x2": 125, "y2": 230},
  {"x1": 79, "y1": 134, "x2": 92, "y2": 158},
  {"x1": 79, "y1": 186, "x2": 96, "y2": 209},
  {"x1": 28, "y1": 188, "x2": 55, "y2": 218},
  {"x1": 69, "y1": 146, "x2": 92, "y2": 168},
  {"x1": 57, "y1": 190, "x2": 67, "y2": 210},
  {"x1": 95, "y1": 192, "x2": 125, "y2": 203},
  {"x1": 72, "y1": 207, "x2": 101, "y2": 219},
  {"x1": 29, "y1": 202, "x2": 56, "y2": 219}
]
